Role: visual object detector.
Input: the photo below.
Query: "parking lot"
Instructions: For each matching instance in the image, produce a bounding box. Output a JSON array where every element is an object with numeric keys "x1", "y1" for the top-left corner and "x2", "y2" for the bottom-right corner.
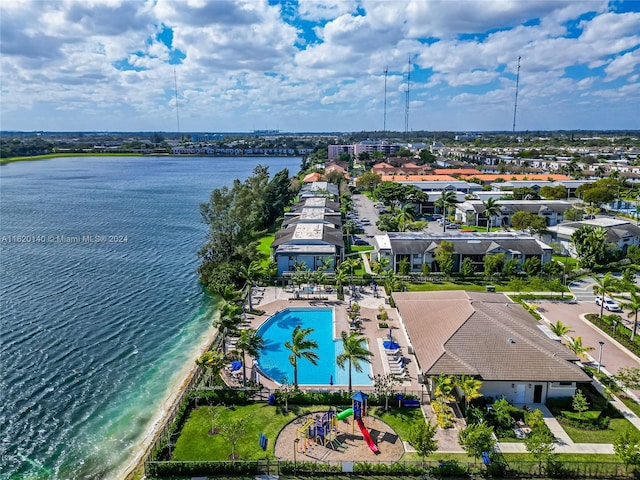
[
  {"x1": 533, "y1": 300, "x2": 640, "y2": 394},
  {"x1": 350, "y1": 194, "x2": 383, "y2": 242}
]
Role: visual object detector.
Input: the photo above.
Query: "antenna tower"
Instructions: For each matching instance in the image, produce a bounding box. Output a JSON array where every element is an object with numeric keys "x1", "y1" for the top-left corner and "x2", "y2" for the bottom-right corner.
[
  {"x1": 383, "y1": 66, "x2": 388, "y2": 132},
  {"x1": 404, "y1": 56, "x2": 411, "y2": 137},
  {"x1": 512, "y1": 56, "x2": 521, "y2": 134},
  {"x1": 174, "y1": 68, "x2": 181, "y2": 134}
]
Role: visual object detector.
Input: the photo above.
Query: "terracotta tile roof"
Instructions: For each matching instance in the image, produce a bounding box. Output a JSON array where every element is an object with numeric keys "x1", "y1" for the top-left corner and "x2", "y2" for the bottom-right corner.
[
  {"x1": 380, "y1": 174, "x2": 457, "y2": 182},
  {"x1": 303, "y1": 172, "x2": 325, "y2": 183},
  {"x1": 470, "y1": 174, "x2": 571, "y2": 181},
  {"x1": 394, "y1": 291, "x2": 589, "y2": 383},
  {"x1": 434, "y1": 168, "x2": 481, "y2": 176}
]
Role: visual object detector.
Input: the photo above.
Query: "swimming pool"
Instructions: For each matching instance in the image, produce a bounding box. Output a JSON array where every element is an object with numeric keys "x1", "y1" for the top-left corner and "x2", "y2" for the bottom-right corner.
[{"x1": 257, "y1": 307, "x2": 373, "y2": 386}]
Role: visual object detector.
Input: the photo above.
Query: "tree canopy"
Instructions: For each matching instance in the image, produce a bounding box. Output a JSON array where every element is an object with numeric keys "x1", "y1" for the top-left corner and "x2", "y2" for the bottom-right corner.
[{"x1": 199, "y1": 166, "x2": 294, "y2": 292}]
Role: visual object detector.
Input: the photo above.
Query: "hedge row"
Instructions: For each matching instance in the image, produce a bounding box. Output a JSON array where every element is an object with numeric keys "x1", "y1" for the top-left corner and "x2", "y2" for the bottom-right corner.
[{"x1": 584, "y1": 313, "x2": 640, "y2": 357}]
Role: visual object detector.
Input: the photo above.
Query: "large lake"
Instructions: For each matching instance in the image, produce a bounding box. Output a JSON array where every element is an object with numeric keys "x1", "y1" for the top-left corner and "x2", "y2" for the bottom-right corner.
[{"x1": 0, "y1": 155, "x2": 300, "y2": 479}]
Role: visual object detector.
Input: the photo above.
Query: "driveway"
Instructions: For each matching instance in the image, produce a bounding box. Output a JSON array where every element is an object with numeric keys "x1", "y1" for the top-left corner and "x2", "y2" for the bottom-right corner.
[{"x1": 534, "y1": 301, "x2": 640, "y2": 381}]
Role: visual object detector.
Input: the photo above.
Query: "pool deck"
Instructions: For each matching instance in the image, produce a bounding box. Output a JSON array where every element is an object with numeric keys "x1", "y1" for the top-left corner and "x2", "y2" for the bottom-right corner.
[
  {"x1": 225, "y1": 285, "x2": 467, "y2": 454},
  {"x1": 231, "y1": 285, "x2": 422, "y2": 395}
]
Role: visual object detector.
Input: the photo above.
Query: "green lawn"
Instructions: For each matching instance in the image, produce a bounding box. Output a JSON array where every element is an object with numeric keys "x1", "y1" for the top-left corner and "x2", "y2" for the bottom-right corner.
[
  {"x1": 407, "y1": 278, "x2": 568, "y2": 294},
  {"x1": 407, "y1": 282, "x2": 506, "y2": 292},
  {"x1": 0, "y1": 152, "x2": 142, "y2": 164},
  {"x1": 369, "y1": 406, "x2": 425, "y2": 440},
  {"x1": 173, "y1": 403, "x2": 315, "y2": 461},
  {"x1": 350, "y1": 245, "x2": 374, "y2": 252},
  {"x1": 256, "y1": 234, "x2": 275, "y2": 269},
  {"x1": 552, "y1": 255, "x2": 579, "y2": 268},
  {"x1": 559, "y1": 416, "x2": 640, "y2": 444},
  {"x1": 173, "y1": 404, "x2": 427, "y2": 462},
  {"x1": 502, "y1": 453, "x2": 619, "y2": 463}
]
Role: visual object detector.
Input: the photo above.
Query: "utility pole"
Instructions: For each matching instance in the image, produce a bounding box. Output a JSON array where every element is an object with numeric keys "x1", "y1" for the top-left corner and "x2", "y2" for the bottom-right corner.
[
  {"x1": 383, "y1": 66, "x2": 388, "y2": 133},
  {"x1": 174, "y1": 68, "x2": 181, "y2": 134},
  {"x1": 404, "y1": 56, "x2": 411, "y2": 138},
  {"x1": 512, "y1": 56, "x2": 521, "y2": 134}
]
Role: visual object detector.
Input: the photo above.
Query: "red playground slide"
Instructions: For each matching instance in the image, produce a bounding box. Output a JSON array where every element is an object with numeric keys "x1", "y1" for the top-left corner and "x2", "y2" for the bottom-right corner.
[{"x1": 356, "y1": 418, "x2": 380, "y2": 454}]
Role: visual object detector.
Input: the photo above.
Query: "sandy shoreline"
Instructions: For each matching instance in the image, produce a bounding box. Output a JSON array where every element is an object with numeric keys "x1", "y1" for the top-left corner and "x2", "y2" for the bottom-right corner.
[{"x1": 118, "y1": 322, "x2": 217, "y2": 480}]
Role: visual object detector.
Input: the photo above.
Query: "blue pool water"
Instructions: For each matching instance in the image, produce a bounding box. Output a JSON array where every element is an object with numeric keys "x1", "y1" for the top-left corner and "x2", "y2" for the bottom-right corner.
[{"x1": 257, "y1": 308, "x2": 372, "y2": 386}]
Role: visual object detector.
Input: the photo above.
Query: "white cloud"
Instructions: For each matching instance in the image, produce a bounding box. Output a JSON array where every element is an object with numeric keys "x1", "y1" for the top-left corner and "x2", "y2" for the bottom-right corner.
[
  {"x1": 297, "y1": 0, "x2": 358, "y2": 21},
  {"x1": 605, "y1": 48, "x2": 640, "y2": 81},
  {"x1": 0, "y1": 0, "x2": 638, "y2": 131}
]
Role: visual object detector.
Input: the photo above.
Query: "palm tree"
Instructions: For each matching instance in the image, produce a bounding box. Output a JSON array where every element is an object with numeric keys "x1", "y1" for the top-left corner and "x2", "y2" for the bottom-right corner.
[
  {"x1": 195, "y1": 350, "x2": 226, "y2": 387},
  {"x1": 433, "y1": 373, "x2": 456, "y2": 403},
  {"x1": 549, "y1": 320, "x2": 573, "y2": 337},
  {"x1": 292, "y1": 261, "x2": 310, "y2": 289},
  {"x1": 234, "y1": 328, "x2": 265, "y2": 387},
  {"x1": 457, "y1": 374, "x2": 483, "y2": 410},
  {"x1": 284, "y1": 326, "x2": 319, "y2": 388},
  {"x1": 593, "y1": 272, "x2": 620, "y2": 319},
  {"x1": 618, "y1": 292, "x2": 640, "y2": 341},
  {"x1": 210, "y1": 283, "x2": 242, "y2": 303},
  {"x1": 340, "y1": 257, "x2": 361, "y2": 277},
  {"x1": 215, "y1": 301, "x2": 244, "y2": 354},
  {"x1": 334, "y1": 268, "x2": 349, "y2": 298},
  {"x1": 239, "y1": 261, "x2": 263, "y2": 312},
  {"x1": 395, "y1": 203, "x2": 415, "y2": 232},
  {"x1": 434, "y1": 191, "x2": 459, "y2": 231},
  {"x1": 371, "y1": 257, "x2": 390, "y2": 275},
  {"x1": 336, "y1": 331, "x2": 373, "y2": 394},
  {"x1": 567, "y1": 336, "x2": 594, "y2": 358},
  {"x1": 482, "y1": 197, "x2": 501, "y2": 232}
]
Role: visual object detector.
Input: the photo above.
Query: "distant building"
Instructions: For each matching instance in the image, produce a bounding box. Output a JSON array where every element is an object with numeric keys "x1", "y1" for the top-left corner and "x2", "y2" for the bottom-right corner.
[
  {"x1": 455, "y1": 200, "x2": 572, "y2": 227},
  {"x1": 546, "y1": 217, "x2": 640, "y2": 255},
  {"x1": 271, "y1": 195, "x2": 344, "y2": 276},
  {"x1": 328, "y1": 141, "x2": 401, "y2": 160},
  {"x1": 373, "y1": 231, "x2": 553, "y2": 274}
]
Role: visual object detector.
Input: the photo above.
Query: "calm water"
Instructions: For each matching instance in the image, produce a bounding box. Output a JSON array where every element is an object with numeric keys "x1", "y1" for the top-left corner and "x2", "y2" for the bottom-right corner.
[
  {"x1": 0, "y1": 155, "x2": 300, "y2": 479},
  {"x1": 257, "y1": 308, "x2": 372, "y2": 386}
]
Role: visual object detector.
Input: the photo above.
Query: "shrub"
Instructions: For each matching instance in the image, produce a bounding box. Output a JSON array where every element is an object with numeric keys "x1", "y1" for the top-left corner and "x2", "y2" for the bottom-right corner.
[
  {"x1": 146, "y1": 460, "x2": 262, "y2": 477},
  {"x1": 431, "y1": 400, "x2": 454, "y2": 428}
]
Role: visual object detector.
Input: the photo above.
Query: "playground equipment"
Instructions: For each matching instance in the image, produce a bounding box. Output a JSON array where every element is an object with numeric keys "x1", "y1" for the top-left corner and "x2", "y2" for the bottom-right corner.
[
  {"x1": 296, "y1": 409, "x2": 346, "y2": 452},
  {"x1": 336, "y1": 407, "x2": 353, "y2": 421},
  {"x1": 351, "y1": 391, "x2": 380, "y2": 454}
]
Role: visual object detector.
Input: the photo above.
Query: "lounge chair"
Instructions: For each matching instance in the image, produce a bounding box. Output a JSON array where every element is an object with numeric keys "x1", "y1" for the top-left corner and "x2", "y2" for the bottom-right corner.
[
  {"x1": 388, "y1": 358, "x2": 404, "y2": 367},
  {"x1": 385, "y1": 348, "x2": 400, "y2": 356}
]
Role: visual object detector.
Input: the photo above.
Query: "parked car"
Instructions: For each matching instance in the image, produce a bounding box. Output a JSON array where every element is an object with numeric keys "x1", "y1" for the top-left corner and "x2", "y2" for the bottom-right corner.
[
  {"x1": 351, "y1": 236, "x2": 369, "y2": 246},
  {"x1": 361, "y1": 218, "x2": 370, "y2": 224},
  {"x1": 446, "y1": 223, "x2": 460, "y2": 229},
  {"x1": 595, "y1": 295, "x2": 621, "y2": 311}
]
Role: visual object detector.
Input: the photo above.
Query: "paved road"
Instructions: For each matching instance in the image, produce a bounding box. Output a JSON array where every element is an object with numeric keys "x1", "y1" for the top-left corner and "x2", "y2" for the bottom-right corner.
[
  {"x1": 535, "y1": 301, "x2": 640, "y2": 380},
  {"x1": 568, "y1": 277, "x2": 598, "y2": 302}
]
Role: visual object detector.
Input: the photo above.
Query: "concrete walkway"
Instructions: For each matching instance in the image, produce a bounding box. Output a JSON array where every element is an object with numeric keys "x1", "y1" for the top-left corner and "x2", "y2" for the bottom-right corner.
[{"x1": 497, "y1": 403, "x2": 614, "y2": 454}]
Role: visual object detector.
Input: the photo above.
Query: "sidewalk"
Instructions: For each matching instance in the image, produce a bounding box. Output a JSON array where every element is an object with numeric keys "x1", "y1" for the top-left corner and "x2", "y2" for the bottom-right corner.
[{"x1": 497, "y1": 403, "x2": 614, "y2": 454}]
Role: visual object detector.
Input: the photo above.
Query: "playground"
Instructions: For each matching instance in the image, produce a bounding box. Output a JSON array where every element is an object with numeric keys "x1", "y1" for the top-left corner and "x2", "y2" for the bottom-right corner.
[{"x1": 273, "y1": 392, "x2": 405, "y2": 463}]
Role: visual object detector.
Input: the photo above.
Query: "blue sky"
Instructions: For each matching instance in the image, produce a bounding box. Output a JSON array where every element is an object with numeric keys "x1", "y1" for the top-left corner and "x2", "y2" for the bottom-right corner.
[{"x1": 1, "y1": 0, "x2": 639, "y2": 132}]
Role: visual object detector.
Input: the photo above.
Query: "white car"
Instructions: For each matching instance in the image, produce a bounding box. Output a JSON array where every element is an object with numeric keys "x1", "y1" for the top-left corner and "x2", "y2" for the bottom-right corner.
[{"x1": 595, "y1": 295, "x2": 621, "y2": 311}]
